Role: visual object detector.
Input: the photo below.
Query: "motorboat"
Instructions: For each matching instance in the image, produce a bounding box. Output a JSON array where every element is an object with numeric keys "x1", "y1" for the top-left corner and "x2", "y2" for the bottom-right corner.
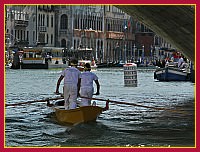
[{"x1": 77, "y1": 60, "x2": 97, "y2": 71}]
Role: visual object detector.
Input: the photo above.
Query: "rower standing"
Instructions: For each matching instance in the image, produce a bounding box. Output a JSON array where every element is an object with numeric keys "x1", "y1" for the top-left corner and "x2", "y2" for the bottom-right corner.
[
  {"x1": 55, "y1": 59, "x2": 81, "y2": 110},
  {"x1": 78, "y1": 63, "x2": 100, "y2": 106}
]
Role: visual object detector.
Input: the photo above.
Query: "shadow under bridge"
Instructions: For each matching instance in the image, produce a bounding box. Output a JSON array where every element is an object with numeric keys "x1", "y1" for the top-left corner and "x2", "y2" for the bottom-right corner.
[{"x1": 116, "y1": 5, "x2": 195, "y2": 64}]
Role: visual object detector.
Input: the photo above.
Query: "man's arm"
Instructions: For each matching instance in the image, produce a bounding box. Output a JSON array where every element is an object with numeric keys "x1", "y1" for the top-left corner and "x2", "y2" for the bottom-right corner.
[
  {"x1": 55, "y1": 75, "x2": 64, "y2": 94},
  {"x1": 77, "y1": 78, "x2": 81, "y2": 97},
  {"x1": 94, "y1": 80, "x2": 100, "y2": 95}
]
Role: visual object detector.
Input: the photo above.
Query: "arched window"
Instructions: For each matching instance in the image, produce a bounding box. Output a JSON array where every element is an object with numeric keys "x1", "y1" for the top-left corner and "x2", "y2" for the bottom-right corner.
[
  {"x1": 74, "y1": 39, "x2": 76, "y2": 49},
  {"x1": 60, "y1": 14, "x2": 68, "y2": 29},
  {"x1": 61, "y1": 39, "x2": 66, "y2": 47},
  {"x1": 46, "y1": 34, "x2": 49, "y2": 44},
  {"x1": 38, "y1": 14, "x2": 41, "y2": 26}
]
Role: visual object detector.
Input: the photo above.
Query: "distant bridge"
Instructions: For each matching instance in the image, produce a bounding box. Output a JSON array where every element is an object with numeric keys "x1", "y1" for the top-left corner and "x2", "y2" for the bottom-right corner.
[{"x1": 116, "y1": 5, "x2": 195, "y2": 63}]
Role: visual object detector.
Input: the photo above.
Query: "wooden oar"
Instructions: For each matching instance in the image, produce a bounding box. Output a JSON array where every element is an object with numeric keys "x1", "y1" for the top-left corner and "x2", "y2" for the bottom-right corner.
[
  {"x1": 80, "y1": 96, "x2": 186, "y2": 114},
  {"x1": 5, "y1": 96, "x2": 64, "y2": 107}
]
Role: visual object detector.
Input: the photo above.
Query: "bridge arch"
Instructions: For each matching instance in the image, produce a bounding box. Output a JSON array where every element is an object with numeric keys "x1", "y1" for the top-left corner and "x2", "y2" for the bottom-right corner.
[{"x1": 116, "y1": 5, "x2": 195, "y2": 63}]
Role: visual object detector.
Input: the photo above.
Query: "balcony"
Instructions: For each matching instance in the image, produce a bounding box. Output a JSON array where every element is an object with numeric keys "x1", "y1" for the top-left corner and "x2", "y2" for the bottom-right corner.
[{"x1": 14, "y1": 20, "x2": 29, "y2": 27}]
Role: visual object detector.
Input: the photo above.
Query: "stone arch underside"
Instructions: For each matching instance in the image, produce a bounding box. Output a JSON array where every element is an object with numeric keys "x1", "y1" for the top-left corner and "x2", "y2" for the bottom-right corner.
[{"x1": 116, "y1": 5, "x2": 195, "y2": 63}]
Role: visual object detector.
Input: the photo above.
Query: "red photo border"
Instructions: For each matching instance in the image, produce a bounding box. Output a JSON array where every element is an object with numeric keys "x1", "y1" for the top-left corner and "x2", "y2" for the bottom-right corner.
[{"x1": 1, "y1": 0, "x2": 199, "y2": 152}]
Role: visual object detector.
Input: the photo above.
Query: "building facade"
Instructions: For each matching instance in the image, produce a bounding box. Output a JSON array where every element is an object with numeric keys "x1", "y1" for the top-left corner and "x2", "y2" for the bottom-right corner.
[{"x1": 6, "y1": 5, "x2": 171, "y2": 64}]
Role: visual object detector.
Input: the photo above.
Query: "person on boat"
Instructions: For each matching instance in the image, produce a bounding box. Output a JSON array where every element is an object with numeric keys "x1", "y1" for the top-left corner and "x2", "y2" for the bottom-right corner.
[
  {"x1": 91, "y1": 57, "x2": 96, "y2": 66},
  {"x1": 178, "y1": 55, "x2": 184, "y2": 68},
  {"x1": 78, "y1": 63, "x2": 100, "y2": 106},
  {"x1": 55, "y1": 58, "x2": 81, "y2": 110}
]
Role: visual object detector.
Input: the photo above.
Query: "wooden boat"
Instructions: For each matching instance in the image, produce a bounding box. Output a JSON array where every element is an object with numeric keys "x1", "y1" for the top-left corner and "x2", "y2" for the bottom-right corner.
[
  {"x1": 154, "y1": 66, "x2": 191, "y2": 81},
  {"x1": 48, "y1": 100, "x2": 109, "y2": 125},
  {"x1": 53, "y1": 106, "x2": 103, "y2": 124}
]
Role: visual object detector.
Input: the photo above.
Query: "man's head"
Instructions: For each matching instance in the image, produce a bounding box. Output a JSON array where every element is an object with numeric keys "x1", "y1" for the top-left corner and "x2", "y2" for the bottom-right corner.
[
  {"x1": 70, "y1": 58, "x2": 78, "y2": 66},
  {"x1": 84, "y1": 63, "x2": 91, "y2": 71}
]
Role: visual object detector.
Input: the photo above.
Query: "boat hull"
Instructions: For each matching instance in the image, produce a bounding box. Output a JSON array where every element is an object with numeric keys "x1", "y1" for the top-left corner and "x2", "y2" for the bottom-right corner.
[
  {"x1": 77, "y1": 60, "x2": 97, "y2": 71},
  {"x1": 21, "y1": 63, "x2": 48, "y2": 69},
  {"x1": 77, "y1": 66, "x2": 97, "y2": 71},
  {"x1": 48, "y1": 63, "x2": 68, "y2": 69},
  {"x1": 53, "y1": 106, "x2": 103, "y2": 124},
  {"x1": 154, "y1": 67, "x2": 190, "y2": 81},
  {"x1": 21, "y1": 62, "x2": 68, "y2": 69}
]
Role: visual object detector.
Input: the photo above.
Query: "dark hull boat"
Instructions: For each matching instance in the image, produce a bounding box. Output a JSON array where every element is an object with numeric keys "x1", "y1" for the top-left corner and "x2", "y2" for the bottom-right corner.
[{"x1": 154, "y1": 67, "x2": 191, "y2": 81}]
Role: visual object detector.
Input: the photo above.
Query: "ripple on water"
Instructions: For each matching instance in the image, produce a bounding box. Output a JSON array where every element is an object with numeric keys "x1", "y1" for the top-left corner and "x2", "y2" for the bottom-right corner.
[{"x1": 5, "y1": 68, "x2": 195, "y2": 147}]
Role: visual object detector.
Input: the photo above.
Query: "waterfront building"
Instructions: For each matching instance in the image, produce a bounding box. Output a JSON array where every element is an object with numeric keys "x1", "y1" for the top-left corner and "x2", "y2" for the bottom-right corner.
[
  {"x1": 135, "y1": 22, "x2": 154, "y2": 62},
  {"x1": 5, "y1": 5, "x2": 56, "y2": 48},
  {"x1": 5, "y1": 5, "x2": 136, "y2": 64},
  {"x1": 5, "y1": 5, "x2": 29, "y2": 48},
  {"x1": 153, "y1": 34, "x2": 177, "y2": 61},
  {"x1": 6, "y1": 5, "x2": 173, "y2": 65},
  {"x1": 54, "y1": 5, "x2": 136, "y2": 64}
]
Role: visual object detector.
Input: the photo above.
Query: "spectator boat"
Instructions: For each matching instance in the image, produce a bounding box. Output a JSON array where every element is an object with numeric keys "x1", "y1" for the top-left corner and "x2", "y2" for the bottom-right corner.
[{"x1": 154, "y1": 65, "x2": 191, "y2": 81}]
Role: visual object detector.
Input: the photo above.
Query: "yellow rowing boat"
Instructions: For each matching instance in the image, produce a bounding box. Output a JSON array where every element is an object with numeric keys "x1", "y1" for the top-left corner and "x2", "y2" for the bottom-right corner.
[
  {"x1": 47, "y1": 99, "x2": 109, "y2": 125},
  {"x1": 53, "y1": 106, "x2": 104, "y2": 124}
]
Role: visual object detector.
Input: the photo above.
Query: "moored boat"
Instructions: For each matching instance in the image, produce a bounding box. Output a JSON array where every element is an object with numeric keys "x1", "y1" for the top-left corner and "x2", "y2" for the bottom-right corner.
[
  {"x1": 21, "y1": 48, "x2": 48, "y2": 69},
  {"x1": 21, "y1": 47, "x2": 68, "y2": 69},
  {"x1": 154, "y1": 66, "x2": 191, "y2": 81},
  {"x1": 77, "y1": 60, "x2": 97, "y2": 71},
  {"x1": 47, "y1": 57, "x2": 68, "y2": 69},
  {"x1": 114, "y1": 60, "x2": 125, "y2": 67},
  {"x1": 43, "y1": 47, "x2": 69, "y2": 69},
  {"x1": 5, "y1": 63, "x2": 12, "y2": 69}
]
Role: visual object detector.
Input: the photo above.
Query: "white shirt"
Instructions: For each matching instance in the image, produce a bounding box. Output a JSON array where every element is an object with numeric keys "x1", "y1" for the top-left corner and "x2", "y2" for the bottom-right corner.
[
  {"x1": 80, "y1": 71, "x2": 98, "y2": 88},
  {"x1": 178, "y1": 57, "x2": 184, "y2": 67},
  {"x1": 61, "y1": 67, "x2": 81, "y2": 85}
]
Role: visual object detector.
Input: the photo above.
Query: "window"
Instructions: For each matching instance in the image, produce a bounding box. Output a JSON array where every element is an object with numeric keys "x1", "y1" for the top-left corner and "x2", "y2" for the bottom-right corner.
[
  {"x1": 51, "y1": 15, "x2": 53, "y2": 27},
  {"x1": 21, "y1": 30, "x2": 23, "y2": 40},
  {"x1": 51, "y1": 34, "x2": 53, "y2": 44},
  {"x1": 24, "y1": 31, "x2": 25, "y2": 40},
  {"x1": 74, "y1": 39, "x2": 76, "y2": 49},
  {"x1": 47, "y1": 15, "x2": 49, "y2": 27},
  {"x1": 47, "y1": 34, "x2": 48, "y2": 44},
  {"x1": 60, "y1": 14, "x2": 68, "y2": 29},
  {"x1": 43, "y1": 14, "x2": 45, "y2": 26},
  {"x1": 61, "y1": 39, "x2": 66, "y2": 47},
  {"x1": 74, "y1": 17, "x2": 77, "y2": 29},
  {"x1": 27, "y1": 31, "x2": 29, "y2": 41},
  {"x1": 33, "y1": 31, "x2": 35, "y2": 42},
  {"x1": 17, "y1": 30, "x2": 20, "y2": 40},
  {"x1": 38, "y1": 14, "x2": 41, "y2": 26}
]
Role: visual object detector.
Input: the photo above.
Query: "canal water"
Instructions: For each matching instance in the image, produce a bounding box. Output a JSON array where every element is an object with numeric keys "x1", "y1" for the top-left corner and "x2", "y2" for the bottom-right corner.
[{"x1": 5, "y1": 67, "x2": 195, "y2": 147}]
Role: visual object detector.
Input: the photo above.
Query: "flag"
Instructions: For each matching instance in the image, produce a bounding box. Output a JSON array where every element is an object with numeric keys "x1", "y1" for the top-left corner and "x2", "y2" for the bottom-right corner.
[
  {"x1": 128, "y1": 20, "x2": 131, "y2": 28},
  {"x1": 124, "y1": 25, "x2": 127, "y2": 30},
  {"x1": 124, "y1": 20, "x2": 128, "y2": 31}
]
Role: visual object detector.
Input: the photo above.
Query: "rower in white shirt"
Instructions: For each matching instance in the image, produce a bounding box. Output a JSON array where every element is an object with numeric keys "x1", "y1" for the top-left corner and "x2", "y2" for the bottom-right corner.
[
  {"x1": 55, "y1": 59, "x2": 81, "y2": 110},
  {"x1": 78, "y1": 63, "x2": 100, "y2": 106}
]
